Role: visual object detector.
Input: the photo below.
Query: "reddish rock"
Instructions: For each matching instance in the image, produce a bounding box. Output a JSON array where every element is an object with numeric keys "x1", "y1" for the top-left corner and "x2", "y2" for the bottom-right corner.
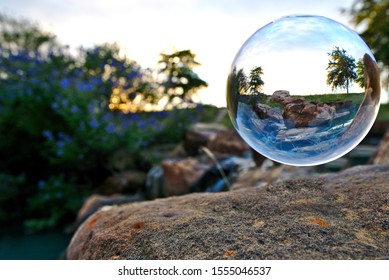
[
  {"x1": 162, "y1": 157, "x2": 211, "y2": 197},
  {"x1": 282, "y1": 100, "x2": 335, "y2": 128}
]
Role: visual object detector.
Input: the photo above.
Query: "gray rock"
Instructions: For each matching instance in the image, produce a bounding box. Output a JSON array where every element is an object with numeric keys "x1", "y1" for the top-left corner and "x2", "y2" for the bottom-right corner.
[
  {"x1": 271, "y1": 90, "x2": 290, "y2": 102},
  {"x1": 67, "y1": 165, "x2": 389, "y2": 260}
]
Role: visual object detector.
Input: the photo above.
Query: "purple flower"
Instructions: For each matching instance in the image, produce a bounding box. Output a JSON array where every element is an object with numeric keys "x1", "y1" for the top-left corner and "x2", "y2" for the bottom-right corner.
[
  {"x1": 88, "y1": 104, "x2": 97, "y2": 113},
  {"x1": 89, "y1": 119, "x2": 99, "y2": 128},
  {"x1": 137, "y1": 120, "x2": 146, "y2": 128},
  {"x1": 42, "y1": 130, "x2": 54, "y2": 141},
  {"x1": 51, "y1": 102, "x2": 59, "y2": 110},
  {"x1": 77, "y1": 82, "x2": 93, "y2": 91},
  {"x1": 38, "y1": 180, "x2": 46, "y2": 189},
  {"x1": 56, "y1": 140, "x2": 65, "y2": 148},
  {"x1": 106, "y1": 123, "x2": 115, "y2": 134},
  {"x1": 148, "y1": 117, "x2": 157, "y2": 126},
  {"x1": 70, "y1": 105, "x2": 79, "y2": 113},
  {"x1": 60, "y1": 78, "x2": 70, "y2": 89},
  {"x1": 102, "y1": 112, "x2": 113, "y2": 122},
  {"x1": 62, "y1": 99, "x2": 69, "y2": 107}
]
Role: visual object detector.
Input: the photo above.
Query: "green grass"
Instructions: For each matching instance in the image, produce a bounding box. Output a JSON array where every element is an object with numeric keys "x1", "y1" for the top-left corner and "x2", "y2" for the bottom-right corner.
[
  {"x1": 294, "y1": 93, "x2": 365, "y2": 104},
  {"x1": 240, "y1": 92, "x2": 365, "y2": 109}
]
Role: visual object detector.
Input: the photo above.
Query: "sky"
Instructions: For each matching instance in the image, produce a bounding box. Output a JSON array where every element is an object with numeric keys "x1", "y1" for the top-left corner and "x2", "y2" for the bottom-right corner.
[{"x1": 1, "y1": 0, "x2": 374, "y2": 107}]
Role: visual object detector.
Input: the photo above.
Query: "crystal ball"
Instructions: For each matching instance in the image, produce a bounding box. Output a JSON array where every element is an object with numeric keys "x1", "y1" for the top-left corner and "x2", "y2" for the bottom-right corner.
[{"x1": 227, "y1": 15, "x2": 380, "y2": 166}]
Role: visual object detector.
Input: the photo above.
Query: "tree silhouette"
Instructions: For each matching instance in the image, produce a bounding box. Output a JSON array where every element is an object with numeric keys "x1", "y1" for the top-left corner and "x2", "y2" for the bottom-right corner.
[
  {"x1": 158, "y1": 49, "x2": 207, "y2": 104},
  {"x1": 248, "y1": 66, "x2": 264, "y2": 94},
  {"x1": 326, "y1": 47, "x2": 357, "y2": 94}
]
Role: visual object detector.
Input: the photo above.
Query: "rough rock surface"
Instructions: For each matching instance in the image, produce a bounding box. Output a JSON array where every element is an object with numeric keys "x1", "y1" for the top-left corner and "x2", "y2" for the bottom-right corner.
[
  {"x1": 67, "y1": 165, "x2": 389, "y2": 260},
  {"x1": 74, "y1": 194, "x2": 144, "y2": 229}
]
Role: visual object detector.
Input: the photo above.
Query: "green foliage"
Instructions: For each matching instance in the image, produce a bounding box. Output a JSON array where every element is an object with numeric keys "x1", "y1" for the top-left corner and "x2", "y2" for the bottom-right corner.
[
  {"x1": 296, "y1": 93, "x2": 365, "y2": 104},
  {"x1": 355, "y1": 58, "x2": 366, "y2": 88},
  {"x1": 0, "y1": 173, "x2": 25, "y2": 222},
  {"x1": 326, "y1": 47, "x2": 358, "y2": 94},
  {"x1": 347, "y1": 0, "x2": 389, "y2": 88},
  {"x1": 24, "y1": 175, "x2": 88, "y2": 232},
  {"x1": 158, "y1": 49, "x2": 208, "y2": 106}
]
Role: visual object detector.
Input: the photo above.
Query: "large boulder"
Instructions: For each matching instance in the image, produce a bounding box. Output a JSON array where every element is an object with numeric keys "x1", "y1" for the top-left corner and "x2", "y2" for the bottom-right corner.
[{"x1": 67, "y1": 165, "x2": 389, "y2": 260}]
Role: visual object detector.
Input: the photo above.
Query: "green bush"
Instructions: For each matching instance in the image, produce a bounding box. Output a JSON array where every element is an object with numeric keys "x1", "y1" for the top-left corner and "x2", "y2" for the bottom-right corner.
[
  {"x1": 0, "y1": 17, "x2": 161, "y2": 231},
  {"x1": 0, "y1": 14, "x2": 214, "y2": 231}
]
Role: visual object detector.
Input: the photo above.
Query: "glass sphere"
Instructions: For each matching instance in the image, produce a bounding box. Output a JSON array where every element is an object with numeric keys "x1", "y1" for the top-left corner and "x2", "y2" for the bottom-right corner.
[{"x1": 227, "y1": 15, "x2": 380, "y2": 166}]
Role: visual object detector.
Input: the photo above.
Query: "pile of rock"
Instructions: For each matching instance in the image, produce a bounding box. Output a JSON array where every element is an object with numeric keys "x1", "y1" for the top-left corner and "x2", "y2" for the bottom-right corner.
[
  {"x1": 74, "y1": 122, "x2": 255, "y2": 224},
  {"x1": 146, "y1": 122, "x2": 253, "y2": 199},
  {"x1": 67, "y1": 164, "x2": 389, "y2": 260},
  {"x1": 66, "y1": 111, "x2": 389, "y2": 259},
  {"x1": 270, "y1": 90, "x2": 341, "y2": 128}
]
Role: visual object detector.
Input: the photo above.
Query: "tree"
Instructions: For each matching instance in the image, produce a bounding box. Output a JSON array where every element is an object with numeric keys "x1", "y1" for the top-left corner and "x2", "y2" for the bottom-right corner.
[
  {"x1": 248, "y1": 66, "x2": 264, "y2": 94},
  {"x1": 236, "y1": 68, "x2": 248, "y2": 95},
  {"x1": 355, "y1": 58, "x2": 366, "y2": 88},
  {"x1": 326, "y1": 47, "x2": 358, "y2": 93},
  {"x1": 345, "y1": 0, "x2": 389, "y2": 88},
  {"x1": 158, "y1": 49, "x2": 208, "y2": 105}
]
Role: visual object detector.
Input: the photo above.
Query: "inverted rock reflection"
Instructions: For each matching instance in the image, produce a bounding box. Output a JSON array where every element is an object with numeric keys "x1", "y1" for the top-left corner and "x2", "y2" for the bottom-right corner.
[{"x1": 227, "y1": 16, "x2": 380, "y2": 166}]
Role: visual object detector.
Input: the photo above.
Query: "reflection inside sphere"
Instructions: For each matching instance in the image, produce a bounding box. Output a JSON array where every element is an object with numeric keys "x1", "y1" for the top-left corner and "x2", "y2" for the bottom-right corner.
[{"x1": 226, "y1": 15, "x2": 380, "y2": 166}]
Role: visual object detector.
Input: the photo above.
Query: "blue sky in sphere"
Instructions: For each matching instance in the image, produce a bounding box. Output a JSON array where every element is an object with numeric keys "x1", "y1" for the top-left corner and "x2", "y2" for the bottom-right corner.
[{"x1": 1, "y1": 0, "x2": 376, "y2": 106}]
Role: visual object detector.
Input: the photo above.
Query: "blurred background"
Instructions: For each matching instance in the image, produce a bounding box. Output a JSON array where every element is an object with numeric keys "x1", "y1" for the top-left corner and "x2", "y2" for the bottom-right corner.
[{"x1": 0, "y1": 0, "x2": 388, "y2": 259}]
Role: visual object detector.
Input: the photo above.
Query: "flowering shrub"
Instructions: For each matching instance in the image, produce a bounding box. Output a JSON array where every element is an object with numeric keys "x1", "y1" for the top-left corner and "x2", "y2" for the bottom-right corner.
[
  {"x1": 0, "y1": 14, "x2": 213, "y2": 231},
  {"x1": 0, "y1": 17, "x2": 161, "y2": 230}
]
